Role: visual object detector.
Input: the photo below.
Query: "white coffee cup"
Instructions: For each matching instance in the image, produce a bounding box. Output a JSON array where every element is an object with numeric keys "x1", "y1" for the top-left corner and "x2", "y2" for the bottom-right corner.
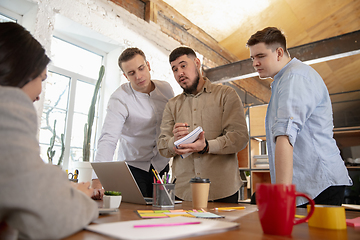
[{"x1": 103, "y1": 195, "x2": 122, "y2": 208}]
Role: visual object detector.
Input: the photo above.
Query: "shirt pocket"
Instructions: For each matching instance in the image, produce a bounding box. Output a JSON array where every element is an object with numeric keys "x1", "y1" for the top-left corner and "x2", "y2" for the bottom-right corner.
[{"x1": 201, "y1": 106, "x2": 223, "y2": 140}]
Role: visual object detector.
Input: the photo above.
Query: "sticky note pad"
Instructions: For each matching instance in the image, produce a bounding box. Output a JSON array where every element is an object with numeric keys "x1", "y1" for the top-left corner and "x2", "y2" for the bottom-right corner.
[{"x1": 346, "y1": 217, "x2": 360, "y2": 227}]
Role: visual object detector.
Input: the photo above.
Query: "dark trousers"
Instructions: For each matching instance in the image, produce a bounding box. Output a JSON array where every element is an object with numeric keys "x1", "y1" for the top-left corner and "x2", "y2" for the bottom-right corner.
[
  {"x1": 213, "y1": 191, "x2": 239, "y2": 203},
  {"x1": 176, "y1": 190, "x2": 239, "y2": 203},
  {"x1": 128, "y1": 164, "x2": 169, "y2": 198},
  {"x1": 250, "y1": 185, "x2": 346, "y2": 207},
  {"x1": 298, "y1": 185, "x2": 345, "y2": 208}
]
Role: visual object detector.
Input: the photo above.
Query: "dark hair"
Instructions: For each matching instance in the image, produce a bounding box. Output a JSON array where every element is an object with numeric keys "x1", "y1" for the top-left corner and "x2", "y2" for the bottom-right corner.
[
  {"x1": 0, "y1": 22, "x2": 50, "y2": 88},
  {"x1": 169, "y1": 46, "x2": 196, "y2": 63},
  {"x1": 247, "y1": 27, "x2": 288, "y2": 55},
  {"x1": 118, "y1": 47, "x2": 146, "y2": 71}
]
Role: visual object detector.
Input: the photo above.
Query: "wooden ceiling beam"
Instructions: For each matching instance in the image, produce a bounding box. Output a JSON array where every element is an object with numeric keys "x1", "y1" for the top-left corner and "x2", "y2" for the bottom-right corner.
[
  {"x1": 111, "y1": 0, "x2": 239, "y2": 66},
  {"x1": 144, "y1": 0, "x2": 157, "y2": 23},
  {"x1": 205, "y1": 30, "x2": 360, "y2": 83},
  {"x1": 152, "y1": 0, "x2": 239, "y2": 63},
  {"x1": 204, "y1": 30, "x2": 360, "y2": 103},
  {"x1": 231, "y1": 78, "x2": 271, "y2": 104}
]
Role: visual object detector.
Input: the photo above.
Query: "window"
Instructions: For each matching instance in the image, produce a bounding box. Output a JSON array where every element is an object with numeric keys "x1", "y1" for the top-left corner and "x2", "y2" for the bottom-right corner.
[
  {"x1": 39, "y1": 37, "x2": 104, "y2": 168},
  {"x1": 0, "y1": 6, "x2": 21, "y2": 23}
]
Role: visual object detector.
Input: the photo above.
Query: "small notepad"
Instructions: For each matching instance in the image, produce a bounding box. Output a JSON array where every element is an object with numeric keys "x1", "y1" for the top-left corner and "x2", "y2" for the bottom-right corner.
[{"x1": 174, "y1": 126, "x2": 203, "y2": 158}]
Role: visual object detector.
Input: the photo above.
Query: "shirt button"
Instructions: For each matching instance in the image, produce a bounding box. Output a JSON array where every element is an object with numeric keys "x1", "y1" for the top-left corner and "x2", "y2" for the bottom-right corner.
[{"x1": 194, "y1": 108, "x2": 196, "y2": 111}]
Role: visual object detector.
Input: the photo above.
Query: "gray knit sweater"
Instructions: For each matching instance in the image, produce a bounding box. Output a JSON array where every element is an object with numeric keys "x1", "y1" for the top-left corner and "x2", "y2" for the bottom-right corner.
[{"x1": 0, "y1": 86, "x2": 98, "y2": 239}]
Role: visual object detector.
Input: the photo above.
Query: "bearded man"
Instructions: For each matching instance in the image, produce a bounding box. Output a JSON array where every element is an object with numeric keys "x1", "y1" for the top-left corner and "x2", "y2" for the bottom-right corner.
[{"x1": 157, "y1": 47, "x2": 249, "y2": 203}]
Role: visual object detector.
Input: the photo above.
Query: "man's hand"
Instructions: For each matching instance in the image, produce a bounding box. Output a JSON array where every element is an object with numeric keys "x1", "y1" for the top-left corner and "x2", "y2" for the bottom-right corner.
[
  {"x1": 173, "y1": 131, "x2": 206, "y2": 155},
  {"x1": 173, "y1": 123, "x2": 189, "y2": 142},
  {"x1": 91, "y1": 179, "x2": 105, "y2": 200}
]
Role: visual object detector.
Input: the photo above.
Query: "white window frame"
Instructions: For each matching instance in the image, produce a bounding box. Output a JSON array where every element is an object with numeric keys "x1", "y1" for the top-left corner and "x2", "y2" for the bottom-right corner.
[
  {"x1": 0, "y1": 6, "x2": 22, "y2": 23},
  {"x1": 42, "y1": 34, "x2": 107, "y2": 171}
]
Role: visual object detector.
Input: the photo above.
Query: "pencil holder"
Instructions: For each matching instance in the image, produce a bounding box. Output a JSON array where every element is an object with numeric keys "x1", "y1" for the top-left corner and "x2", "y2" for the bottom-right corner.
[{"x1": 152, "y1": 183, "x2": 175, "y2": 208}]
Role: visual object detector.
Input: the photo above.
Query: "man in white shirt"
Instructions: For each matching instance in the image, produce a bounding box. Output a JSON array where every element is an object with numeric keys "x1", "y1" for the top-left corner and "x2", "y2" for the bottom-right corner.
[{"x1": 92, "y1": 48, "x2": 174, "y2": 198}]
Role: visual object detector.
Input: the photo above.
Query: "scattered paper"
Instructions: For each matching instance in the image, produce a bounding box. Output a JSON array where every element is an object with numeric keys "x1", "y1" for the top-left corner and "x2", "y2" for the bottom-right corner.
[{"x1": 86, "y1": 216, "x2": 239, "y2": 240}]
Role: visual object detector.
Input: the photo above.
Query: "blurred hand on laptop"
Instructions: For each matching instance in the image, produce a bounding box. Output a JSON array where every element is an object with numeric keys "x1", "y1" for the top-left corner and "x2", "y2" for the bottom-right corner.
[{"x1": 91, "y1": 179, "x2": 105, "y2": 200}]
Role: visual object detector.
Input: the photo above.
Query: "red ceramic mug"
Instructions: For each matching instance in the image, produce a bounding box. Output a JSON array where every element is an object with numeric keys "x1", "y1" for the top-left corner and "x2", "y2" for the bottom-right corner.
[{"x1": 256, "y1": 183, "x2": 315, "y2": 236}]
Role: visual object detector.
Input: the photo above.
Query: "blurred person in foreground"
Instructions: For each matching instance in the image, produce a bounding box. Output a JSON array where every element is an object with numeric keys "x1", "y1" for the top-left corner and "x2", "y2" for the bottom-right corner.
[{"x1": 0, "y1": 22, "x2": 98, "y2": 239}]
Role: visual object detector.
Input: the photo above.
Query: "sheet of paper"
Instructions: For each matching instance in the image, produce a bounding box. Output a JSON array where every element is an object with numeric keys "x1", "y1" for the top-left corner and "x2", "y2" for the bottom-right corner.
[
  {"x1": 86, "y1": 216, "x2": 239, "y2": 240},
  {"x1": 174, "y1": 126, "x2": 203, "y2": 158}
]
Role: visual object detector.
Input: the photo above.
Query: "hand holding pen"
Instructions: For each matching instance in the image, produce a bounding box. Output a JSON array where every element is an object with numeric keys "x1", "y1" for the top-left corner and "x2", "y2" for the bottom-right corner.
[
  {"x1": 174, "y1": 131, "x2": 206, "y2": 155},
  {"x1": 173, "y1": 123, "x2": 189, "y2": 142}
]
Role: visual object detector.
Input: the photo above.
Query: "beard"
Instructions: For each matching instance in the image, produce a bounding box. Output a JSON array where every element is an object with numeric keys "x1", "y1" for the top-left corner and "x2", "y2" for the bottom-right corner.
[{"x1": 182, "y1": 71, "x2": 200, "y2": 94}]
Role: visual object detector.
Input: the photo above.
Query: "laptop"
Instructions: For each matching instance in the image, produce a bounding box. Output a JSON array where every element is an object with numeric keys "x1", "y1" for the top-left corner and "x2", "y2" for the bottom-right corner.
[{"x1": 91, "y1": 161, "x2": 181, "y2": 205}]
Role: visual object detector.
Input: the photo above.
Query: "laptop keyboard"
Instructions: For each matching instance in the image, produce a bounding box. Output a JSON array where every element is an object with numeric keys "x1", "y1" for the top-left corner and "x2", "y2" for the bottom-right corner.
[{"x1": 144, "y1": 197, "x2": 153, "y2": 203}]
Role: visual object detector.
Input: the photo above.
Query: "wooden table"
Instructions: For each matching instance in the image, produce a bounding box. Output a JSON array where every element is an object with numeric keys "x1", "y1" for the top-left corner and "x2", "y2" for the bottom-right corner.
[{"x1": 63, "y1": 201, "x2": 360, "y2": 240}]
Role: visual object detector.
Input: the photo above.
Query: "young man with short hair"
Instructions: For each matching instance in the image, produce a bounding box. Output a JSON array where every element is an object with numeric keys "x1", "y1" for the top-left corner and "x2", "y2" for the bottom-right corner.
[
  {"x1": 92, "y1": 48, "x2": 174, "y2": 198},
  {"x1": 247, "y1": 27, "x2": 352, "y2": 206}
]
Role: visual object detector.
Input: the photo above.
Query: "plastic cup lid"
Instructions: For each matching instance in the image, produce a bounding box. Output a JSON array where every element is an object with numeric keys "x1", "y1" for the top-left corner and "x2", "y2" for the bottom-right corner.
[{"x1": 189, "y1": 177, "x2": 210, "y2": 183}]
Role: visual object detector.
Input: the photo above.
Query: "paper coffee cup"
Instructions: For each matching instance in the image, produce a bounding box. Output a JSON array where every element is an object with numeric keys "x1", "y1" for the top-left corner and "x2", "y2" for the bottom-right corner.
[{"x1": 190, "y1": 177, "x2": 210, "y2": 209}]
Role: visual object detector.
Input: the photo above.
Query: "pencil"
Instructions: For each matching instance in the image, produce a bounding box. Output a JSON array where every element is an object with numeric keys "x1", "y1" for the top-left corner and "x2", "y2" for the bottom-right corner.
[
  {"x1": 213, "y1": 207, "x2": 245, "y2": 211},
  {"x1": 152, "y1": 169, "x2": 159, "y2": 181}
]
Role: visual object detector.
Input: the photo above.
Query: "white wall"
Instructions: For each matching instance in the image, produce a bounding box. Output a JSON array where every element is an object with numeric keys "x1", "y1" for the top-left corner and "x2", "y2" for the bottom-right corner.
[
  {"x1": 20, "y1": 0, "x2": 183, "y2": 124},
  {"x1": 1, "y1": 0, "x2": 186, "y2": 170}
]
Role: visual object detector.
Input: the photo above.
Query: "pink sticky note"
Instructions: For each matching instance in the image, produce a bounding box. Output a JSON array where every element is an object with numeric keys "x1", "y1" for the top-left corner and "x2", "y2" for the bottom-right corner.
[{"x1": 346, "y1": 217, "x2": 360, "y2": 227}]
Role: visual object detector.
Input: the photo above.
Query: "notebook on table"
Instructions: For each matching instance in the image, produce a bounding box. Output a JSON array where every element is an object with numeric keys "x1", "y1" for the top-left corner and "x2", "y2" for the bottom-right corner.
[{"x1": 91, "y1": 161, "x2": 181, "y2": 205}]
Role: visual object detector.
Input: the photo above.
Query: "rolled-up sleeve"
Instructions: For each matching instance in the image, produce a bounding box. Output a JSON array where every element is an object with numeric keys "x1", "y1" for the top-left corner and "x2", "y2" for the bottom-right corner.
[{"x1": 271, "y1": 73, "x2": 318, "y2": 146}]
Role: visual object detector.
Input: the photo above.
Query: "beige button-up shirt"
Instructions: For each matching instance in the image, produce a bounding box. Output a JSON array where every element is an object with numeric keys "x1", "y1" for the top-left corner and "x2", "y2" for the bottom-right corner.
[{"x1": 158, "y1": 78, "x2": 249, "y2": 201}]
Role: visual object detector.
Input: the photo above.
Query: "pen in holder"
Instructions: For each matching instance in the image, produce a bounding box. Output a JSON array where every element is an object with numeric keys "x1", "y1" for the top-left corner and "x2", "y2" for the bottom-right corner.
[
  {"x1": 68, "y1": 169, "x2": 79, "y2": 183},
  {"x1": 152, "y1": 183, "x2": 175, "y2": 208}
]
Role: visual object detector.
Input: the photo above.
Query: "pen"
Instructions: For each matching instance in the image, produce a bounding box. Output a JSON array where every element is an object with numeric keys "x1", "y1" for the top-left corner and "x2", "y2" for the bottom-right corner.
[
  {"x1": 166, "y1": 173, "x2": 170, "y2": 184},
  {"x1": 163, "y1": 172, "x2": 167, "y2": 183},
  {"x1": 214, "y1": 207, "x2": 245, "y2": 211},
  {"x1": 133, "y1": 221, "x2": 201, "y2": 228}
]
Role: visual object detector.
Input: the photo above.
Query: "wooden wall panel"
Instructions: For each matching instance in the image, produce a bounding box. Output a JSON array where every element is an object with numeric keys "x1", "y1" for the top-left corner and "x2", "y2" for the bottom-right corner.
[
  {"x1": 110, "y1": 0, "x2": 145, "y2": 19},
  {"x1": 305, "y1": 0, "x2": 360, "y2": 41}
]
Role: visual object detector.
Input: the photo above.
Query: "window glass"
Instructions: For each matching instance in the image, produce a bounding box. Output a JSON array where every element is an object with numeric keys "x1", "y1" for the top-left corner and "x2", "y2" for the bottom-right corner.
[
  {"x1": 0, "y1": 13, "x2": 16, "y2": 23},
  {"x1": 39, "y1": 72, "x2": 69, "y2": 163},
  {"x1": 38, "y1": 36, "x2": 103, "y2": 166},
  {"x1": 50, "y1": 37, "x2": 103, "y2": 79},
  {"x1": 42, "y1": 71, "x2": 70, "y2": 110},
  {"x1": 74, "y1": 80, "x2": 95, "y2": 114}
]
